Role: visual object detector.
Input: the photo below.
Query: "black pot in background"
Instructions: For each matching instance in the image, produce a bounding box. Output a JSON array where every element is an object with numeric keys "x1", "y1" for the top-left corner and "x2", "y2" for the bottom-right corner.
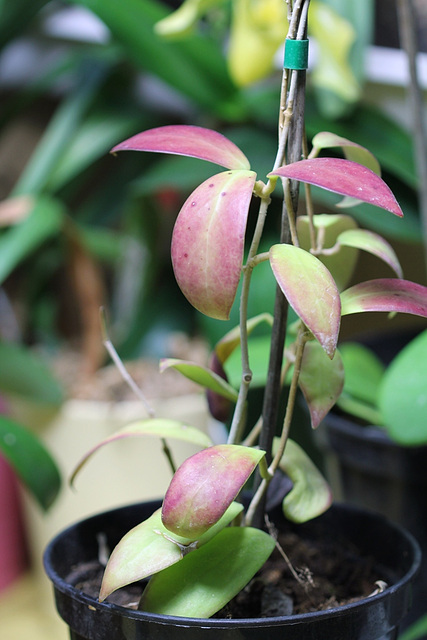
[
  {"x1": 320, "y1": 413, "x2": 427, "y2": 636},
  {"x1": 44, "y1": 499, "x2": 420, "y2": 640}
]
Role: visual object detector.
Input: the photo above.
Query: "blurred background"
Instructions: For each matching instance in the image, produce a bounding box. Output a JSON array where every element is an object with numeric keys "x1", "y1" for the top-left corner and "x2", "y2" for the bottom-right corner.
[{"x1": 0, "y1": 1, "x2": 426, "y2": 638}]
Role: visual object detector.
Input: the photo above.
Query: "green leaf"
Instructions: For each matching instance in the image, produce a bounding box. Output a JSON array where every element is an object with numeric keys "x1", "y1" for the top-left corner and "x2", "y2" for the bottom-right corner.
[
  {"x1": 70, "y1": 418, "x2": 213, "y2": 486},
  {"x1": 399, "y1": 613, "x2": 427, "y2": 640},
  {"x1": 297, "y1": 214, "x2": 358, "y2": 290},
  {"x1": 379, "y1": 330, "x2": 427, "y2": 445},
  {"x1": 270, "y1": 244, "x2": 341, "y2": 358},
  {"x1": 0, "y1": 196, "x2": 64, "y2": 284},
  {"x1": 0, "y1": 342, "x2": 64, "y2": 406},
  {"x1": 100, "y1": 501, "x2": 244, "y2": 601},
  {"x1": 336, "y1": 342, "x2": 384, "y2": 425},
  {"x1": 162, "y1": 444, "x2": 265, "y2": 538},
  {"x1": 273, "y1": 438, "x2": 332, "y2": 523},
  {"x1": 0, "y1": 415, "x2": 61, "y2": 511},
  {"x1": 299, "y1": 341, "x2": 344, "y2": 428},
  {"x1": 214, "y1": 313, "x2": 273, "y2": 364},
  {"x1": 140, "y1": 526, "x2": 275, "y2": 617},
  {"x1": 160, "y1": 358, "x2": 238, "y2": 401},
  {"x1": 171, "y1": 170, "x2": 256, "y2": 320},
  {"x1": 312, "y1": 132, "x2": 380, "y2": 175},
  {"x1": 337, "y1": 229, "x2": 403, "y2": 277}
]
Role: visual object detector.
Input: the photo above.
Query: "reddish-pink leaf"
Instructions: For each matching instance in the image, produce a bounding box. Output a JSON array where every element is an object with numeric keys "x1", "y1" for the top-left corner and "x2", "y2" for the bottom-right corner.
[
  {"x1": 171, "y1": 170, "x2": 256, "y2": 320},
  {"x1": 269, "y1": 244, "x2": 341, "y2": 358},
  {"x1": 162, "y1": 444, "x2": 265, "y2": 538},
  {"x1": 341, "y1": 279, "x2": 427, "y2": 317},
  {"x1": 269, "y1": 158, "x2": 403, "y2": 216},
  {"x1": 111, "y1": 125, "x2": 251, "y2": 171}
]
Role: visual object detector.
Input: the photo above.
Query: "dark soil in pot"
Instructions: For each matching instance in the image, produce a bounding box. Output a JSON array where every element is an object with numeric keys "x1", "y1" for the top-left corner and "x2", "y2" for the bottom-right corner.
[
  {"x1": 320, "y1": 411, "x2": 427, "y2": 635},
  {"x1": 44, "y1": 499, "x2": 420, "y2": 640}
]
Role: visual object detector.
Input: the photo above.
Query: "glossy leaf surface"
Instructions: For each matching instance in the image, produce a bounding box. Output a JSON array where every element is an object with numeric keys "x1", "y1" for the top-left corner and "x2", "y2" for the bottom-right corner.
[
  {"x1": 337, "y1": 229, "x2": 403, "y2": 278},
  {"x1": 269, "y1": 158, "x2": 403, "y2": 216},
  {"x1": 270, "y1": 244, "x2": 341, "y2": 357},
  {"x1": 341, "y1": 279, "x2": 427, "y2": 318},
  {"x1": 379, "y1": 330, "x2": 427, "y2": 445},
  {"x1": 70, "y1": 419, "x2": 213, "y2": 486},
  {"x1": 140, "y1": 526, "x2": 275, "y2": 617},
  {"x1": 273, "y1": 438, "x2": 332, "y2": 523},
  {"x1": 0, "y1": 416, "x2": 61, "y2": 511},
  {"x1": 171, "y1": 170, "x2": 256, "y2": 320},
  {"x1": 159, "y1": 358, "x2": 238, "y2": 401},
  {"x1": 299, "y1": 341, "x2": 344, "y2": 428},
  {"x1": 111, "y1": 125, "x2": 250, "y2": 170},
  {"x1": 162, "y1": 444, "x2": 265, "y2": 538},
  {"x1": 100, "y1": 502, "x2": 244, "y2": 601}
]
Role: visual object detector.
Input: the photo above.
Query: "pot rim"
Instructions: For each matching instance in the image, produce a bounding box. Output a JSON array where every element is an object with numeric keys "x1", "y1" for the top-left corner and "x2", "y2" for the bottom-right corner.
[{"x1": 43, "y1": 500, "x2": 421, "y2": 630}]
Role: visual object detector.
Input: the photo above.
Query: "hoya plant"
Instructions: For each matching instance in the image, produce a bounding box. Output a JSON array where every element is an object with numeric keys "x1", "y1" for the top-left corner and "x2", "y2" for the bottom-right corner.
[{"x1": 71, "y1": 0, "x2": 427, "y2": 619}]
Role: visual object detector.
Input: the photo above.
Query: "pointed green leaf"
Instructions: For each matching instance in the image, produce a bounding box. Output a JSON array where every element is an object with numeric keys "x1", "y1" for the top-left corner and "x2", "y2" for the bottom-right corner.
[
  {"x1": 140, "y1": 526, "x2": 275, "y2": 617},
  {"x1": 100, "y1": 501, "x2": 244, "y2": 601},
  {"x1": 297, "y1": 214, "x2": 358, "y2": 290},
  {"x1": 269, "y1": 158, "x2": 403, "y2": 216},
  {"x1": 70, "y1": 419, "x2": 213, "y2": 486},
  {"x1": 379, "y1": 330, "x2": 427, "y2": 445},
  {"x1": 270, "y1": 244, "x2": 341, "y2": 357},
  {"x1": 160, "y1": 358, "x2": 238, "y2": 401},
  {"x1": 0, "y1": 416, "x2": 61, "y2": 511},
  {"x1": 111, "y1": 125, "x2": 250, "y2": 170},
  {"x1": 214, "y1": 313, "x2": 273, "y2": 364},
  {"x1": 337, "y1": 229, "x2": 403, "y2": 278},
  {"x1": 273, "y1": 438, "x2": 332, "y2": 523},
  {"x1": 341, "y1": 279, "x2": 427, "y2": 318},
  {"x1": 162, "y1": 444, "x2": 265, "y2": 538},
  {"x1": 312, "y1": 132, "x2": 381, "y2": 175},
  {"x1": 171, "y1": 170, "x2": 256, "y2": 320},
  {"x1": 299, "y1": 341, "x2": 344, "y2": 428}
]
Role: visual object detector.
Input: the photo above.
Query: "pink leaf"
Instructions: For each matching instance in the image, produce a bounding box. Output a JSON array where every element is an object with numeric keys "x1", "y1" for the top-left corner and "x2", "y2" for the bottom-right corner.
[
  {"x1": 111, "y1": 125, "x2": 251, "y2": 171},
  {"x1": 162, "y1": 444, "x2": 265, "y2": 538},
  {"x1": 171, "y1": 170, "x2": 256, "y2": 320},
  {"x1": 269, "y1": 158, "x2": 403, "y2": 216},
  {"x1": 269, "y1": 244, "x2": 341, "y2": 358},
  {"x1": 341, "y1": 279, "x2": 427, "y2": 317}
]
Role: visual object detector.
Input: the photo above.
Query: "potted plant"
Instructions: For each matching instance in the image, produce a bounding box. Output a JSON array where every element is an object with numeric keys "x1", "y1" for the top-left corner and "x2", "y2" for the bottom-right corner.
[{"x1": 43, "y1": 1, "x2": 427, "y2": 638}]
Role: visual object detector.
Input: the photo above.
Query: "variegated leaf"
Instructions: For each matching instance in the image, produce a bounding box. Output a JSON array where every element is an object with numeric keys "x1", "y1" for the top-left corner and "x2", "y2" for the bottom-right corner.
[
  {"x1": 341, "y1": 279, "x2": 427, "y2": 317},
  {"x1": 111, "y1": 125, "x2": 251, "y2": 170},
  {"x1": 269, "y1": 244, "x2": 341, "y2": 358},
  {"x1": 269, "y1": 158, "x2": 402, "y2": 216},
  {"x1": 171, "y1": 170, "x2": 256, "y2": 319},
  {"x1": 162, "y1": 444, "x2": 265, "y2": 538}
]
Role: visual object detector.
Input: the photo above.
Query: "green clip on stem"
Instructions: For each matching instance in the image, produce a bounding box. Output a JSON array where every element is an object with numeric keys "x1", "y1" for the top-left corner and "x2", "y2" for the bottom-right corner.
[{"x1": 284, "y1": 38, "x2": 309, "y2": 70}]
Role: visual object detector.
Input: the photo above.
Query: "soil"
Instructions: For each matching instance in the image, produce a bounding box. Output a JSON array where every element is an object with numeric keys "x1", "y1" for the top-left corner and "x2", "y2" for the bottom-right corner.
[{"x1": 67, "y1": 523, "x2": 384, "y2": 619}]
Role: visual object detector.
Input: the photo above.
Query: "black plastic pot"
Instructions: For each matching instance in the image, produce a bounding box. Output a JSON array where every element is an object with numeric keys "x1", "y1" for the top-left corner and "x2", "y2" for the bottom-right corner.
[
  {"x1": 321, "y1": 412, "x2": 427, "y2": 634},
  {"x1": 44, "y1": 499, "x2": 420, "y2": 640}
]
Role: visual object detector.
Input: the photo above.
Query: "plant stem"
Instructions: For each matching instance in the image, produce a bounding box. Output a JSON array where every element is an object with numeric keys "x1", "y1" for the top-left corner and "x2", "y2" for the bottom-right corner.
[
  {"x1": 396, "y1": 0, "x2": 427, "y2": 278},
  {"x1": 251, "y1": 0, "x2": 310, "y2": 527}
]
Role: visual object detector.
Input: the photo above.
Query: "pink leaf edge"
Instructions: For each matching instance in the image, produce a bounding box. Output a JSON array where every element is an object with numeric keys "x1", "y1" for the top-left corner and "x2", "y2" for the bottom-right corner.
[
  {"x1": 111, "y1": 125, "x2": 251, "y2": 171},
  {"x1": 269, "y1": 158, "x2": 403, "y2": 217}
]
